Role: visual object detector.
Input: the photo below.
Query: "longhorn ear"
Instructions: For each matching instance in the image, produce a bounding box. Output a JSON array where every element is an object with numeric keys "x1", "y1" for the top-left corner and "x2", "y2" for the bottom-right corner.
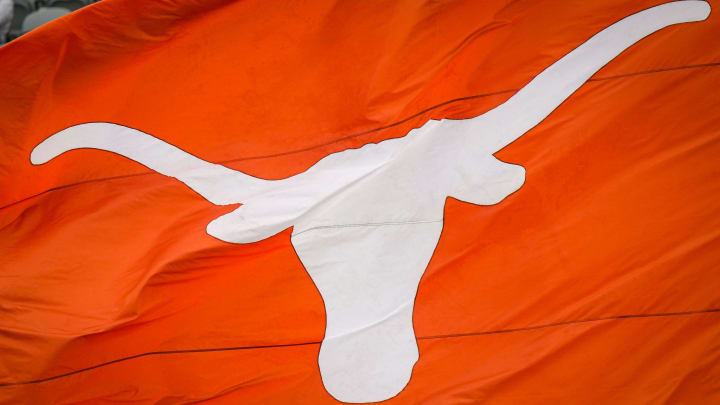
[
  {"x1": 448, "y1": 156, "x2": 525, "y2": 206},
  {"x1": 206, "y1": 205, "x2": 293, "y2": 244},
  {"x1": 206, "y1": 184, "x2": 313, "y2": 243}
]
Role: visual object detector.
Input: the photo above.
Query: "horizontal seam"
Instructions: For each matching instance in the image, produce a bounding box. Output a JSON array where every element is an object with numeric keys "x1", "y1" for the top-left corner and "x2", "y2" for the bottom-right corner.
[
  {"x1": 0, "y1": 307, "x2": 717, "y2": 387},
  {"x1": 292, "y1": 219, "x2": 443, "y2": 236},
  {"x1": 1, "y1": 61, "x2": 718, "y2": 212},
  {"x1": 418, "y1": 308, "x2": 720, "y2": 340}
]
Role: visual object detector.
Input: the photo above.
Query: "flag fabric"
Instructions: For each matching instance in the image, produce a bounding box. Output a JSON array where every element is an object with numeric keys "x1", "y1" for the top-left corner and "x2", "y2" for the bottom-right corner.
[{"x1": 1, "y1": 0, "x2": 719, "y2": 404}]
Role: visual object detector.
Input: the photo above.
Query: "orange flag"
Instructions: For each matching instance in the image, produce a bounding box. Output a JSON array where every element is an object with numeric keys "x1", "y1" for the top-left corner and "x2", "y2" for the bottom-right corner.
[{"x1": 1, "y1": 0, "x2": 718, "y2": 403}]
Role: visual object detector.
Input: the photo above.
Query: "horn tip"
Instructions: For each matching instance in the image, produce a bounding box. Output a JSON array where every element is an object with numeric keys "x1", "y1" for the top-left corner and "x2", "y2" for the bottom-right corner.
[
  {"x1": 30, "y1": 142, "x2": 52, "y2": 165},
  {"x1": 684, "y1": 0, "x2": 711, "y2": 21}
]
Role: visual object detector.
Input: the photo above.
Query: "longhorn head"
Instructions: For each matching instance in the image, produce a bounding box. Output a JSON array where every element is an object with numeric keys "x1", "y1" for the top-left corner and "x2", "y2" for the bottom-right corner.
[{"x1": 30, "y1": 2, "x2": 710, "y2": 403}]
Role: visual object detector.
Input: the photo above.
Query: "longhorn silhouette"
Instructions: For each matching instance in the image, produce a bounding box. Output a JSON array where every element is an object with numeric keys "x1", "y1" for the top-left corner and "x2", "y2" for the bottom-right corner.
[{"x1": 30, "y1": 2, "x2": 710, "y2": 403}]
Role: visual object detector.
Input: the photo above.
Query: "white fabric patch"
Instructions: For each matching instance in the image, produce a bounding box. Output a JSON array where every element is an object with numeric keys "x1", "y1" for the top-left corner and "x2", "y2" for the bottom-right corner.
[{"x1": 30, "y1": 2, "x2": 710, "y2": 402}]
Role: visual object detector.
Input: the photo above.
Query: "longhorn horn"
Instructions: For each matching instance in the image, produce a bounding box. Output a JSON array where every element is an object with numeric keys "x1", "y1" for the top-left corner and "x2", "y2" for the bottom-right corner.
[
  {"x1": 31, "y1": 122, "x2": 268, "y2": 205},
  {"x1": 482, "y1": 0, "x2": 710, "y2": 152}
]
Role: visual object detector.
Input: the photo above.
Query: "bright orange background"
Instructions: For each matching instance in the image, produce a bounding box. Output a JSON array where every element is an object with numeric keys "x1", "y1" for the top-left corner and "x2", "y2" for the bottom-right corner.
[{"x1": 0, "y1": 0, "x2": 718, "y2": 403}]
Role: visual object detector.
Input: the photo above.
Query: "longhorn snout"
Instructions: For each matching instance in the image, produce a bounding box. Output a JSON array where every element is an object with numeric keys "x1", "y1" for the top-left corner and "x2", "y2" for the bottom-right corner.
[{"x1": 292, "y1": 221, "x2": 444, "y2": 403}]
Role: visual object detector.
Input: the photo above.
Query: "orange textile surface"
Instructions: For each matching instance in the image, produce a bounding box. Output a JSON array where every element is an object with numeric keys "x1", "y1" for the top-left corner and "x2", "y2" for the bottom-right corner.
[{"x1": 0, "y1": 0, "x2": 719, "y2": 404}]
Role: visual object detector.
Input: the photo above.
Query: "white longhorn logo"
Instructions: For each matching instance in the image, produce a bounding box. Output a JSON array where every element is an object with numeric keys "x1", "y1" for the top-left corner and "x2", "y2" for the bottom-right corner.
[{"x1": 30, "y1": 2, "x2": 709, "y2": 403}]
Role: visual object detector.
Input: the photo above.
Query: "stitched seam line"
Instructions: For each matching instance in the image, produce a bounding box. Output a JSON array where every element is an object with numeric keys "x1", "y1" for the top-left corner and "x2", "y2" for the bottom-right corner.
[
  {"x1": 2, "y1": 62, "x2": 717, "y2": 212},
  {"x1": 1, "y1": 308, "x2": 717, "y2": 387},
  {"x1": 292, "y1": 219, "x2": 443, "y2": 236}
]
